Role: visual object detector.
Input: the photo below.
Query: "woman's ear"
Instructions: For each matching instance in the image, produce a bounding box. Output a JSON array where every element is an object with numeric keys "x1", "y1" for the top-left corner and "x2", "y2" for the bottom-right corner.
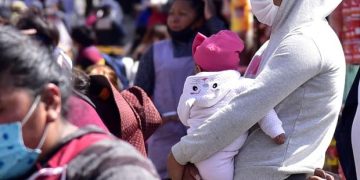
[{"x1": 41, "y1": 83, "x2": 61, "y2": 122}]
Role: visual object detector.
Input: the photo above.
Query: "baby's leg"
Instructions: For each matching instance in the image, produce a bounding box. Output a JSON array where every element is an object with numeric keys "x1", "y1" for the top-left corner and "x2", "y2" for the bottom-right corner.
[
  {"x1": 196, "y1": 150, "x2": 236, "y2": 180},
  {"x1": 195, "y1": 134, "x2": 247, "y2": 180}
]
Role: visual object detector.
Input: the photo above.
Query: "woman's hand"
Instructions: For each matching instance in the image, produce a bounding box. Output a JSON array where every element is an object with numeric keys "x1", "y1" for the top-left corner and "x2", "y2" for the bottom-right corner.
[
  {"x1": 182, "y1": 163, "x2": 201, "y2": 180},
  {"x1": 307, "y1": 168, "x2": 339, "y2": 180},
  {"x1": 167, "y1": 152, "x2": 185, "y2": 180}
]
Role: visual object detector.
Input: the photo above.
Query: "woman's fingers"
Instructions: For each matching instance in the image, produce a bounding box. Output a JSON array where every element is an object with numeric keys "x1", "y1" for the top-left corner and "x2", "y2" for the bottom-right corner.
[{"x1": 182, "y1": 163, "x2": 201, "y2": 180}]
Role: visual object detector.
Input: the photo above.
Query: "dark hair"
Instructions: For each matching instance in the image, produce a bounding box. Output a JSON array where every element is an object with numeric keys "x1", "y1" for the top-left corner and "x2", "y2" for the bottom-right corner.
[
  {"x1": 70, "y1": 26, "x2": 96, "y2": 47},
  {"x1": 188, "y1": 0, "x2": 205, "y2": 20},
  {"x1": 0, "y1": 26, "x2": 72, "y2": 118},
  {"x1": 16, "y1": 11, "x2": 60, "y2": 49},
  {"x1": 72, "y1": 68, "x2": 91, "y2": 95},
  {"x1": 170, "y1": 0, "x2": 205, "y2": 21}
]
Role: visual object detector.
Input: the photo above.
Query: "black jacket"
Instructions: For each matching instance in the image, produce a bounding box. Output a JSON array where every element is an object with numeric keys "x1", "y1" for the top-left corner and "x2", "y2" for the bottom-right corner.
[{"x1": 335, "y1": 69, "x2": 359, "y2": 179}]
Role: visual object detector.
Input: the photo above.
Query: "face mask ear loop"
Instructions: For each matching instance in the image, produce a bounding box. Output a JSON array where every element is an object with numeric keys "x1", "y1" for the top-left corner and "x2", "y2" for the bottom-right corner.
[
  {"x1": 20, "y1": 95, "x2": 48, "y2": 150},
  {"x1": 36, "y1": 124, "x2": 49, "y2": 150},
  {"x1": 21, "y1": 95, "x2": 42, "y2": 126}
]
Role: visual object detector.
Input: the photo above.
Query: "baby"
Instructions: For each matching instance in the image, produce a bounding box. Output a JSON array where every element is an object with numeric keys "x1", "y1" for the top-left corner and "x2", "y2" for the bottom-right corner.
[{"x1": 177, "y1": 30, "x2": 285, "y2": 180}]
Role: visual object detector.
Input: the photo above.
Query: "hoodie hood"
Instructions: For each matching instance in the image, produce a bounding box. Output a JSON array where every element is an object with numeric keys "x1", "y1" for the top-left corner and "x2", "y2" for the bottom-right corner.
[
  {"x1": 271, "y1": 0, "x2": 342, "y2": 34},
  {"x1": 250, "y1": 0, "x2": 343, "y2": 83}
]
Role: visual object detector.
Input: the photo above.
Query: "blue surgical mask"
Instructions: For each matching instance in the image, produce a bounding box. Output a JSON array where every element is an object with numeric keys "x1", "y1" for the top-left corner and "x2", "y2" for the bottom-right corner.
[{"x1": 0, "y1": 96, "x2": 48, "y2": 179}]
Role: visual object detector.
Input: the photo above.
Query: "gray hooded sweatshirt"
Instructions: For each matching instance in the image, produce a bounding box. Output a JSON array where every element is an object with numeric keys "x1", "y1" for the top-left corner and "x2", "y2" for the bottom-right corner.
[{"x1": 171, "y1": 0, "x2": 346, "y2": 179}]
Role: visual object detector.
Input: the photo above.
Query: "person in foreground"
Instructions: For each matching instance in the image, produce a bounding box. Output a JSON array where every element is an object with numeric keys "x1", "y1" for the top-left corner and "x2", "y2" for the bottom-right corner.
[
  {"x1": 0, "y1": 26, "x2": 159, "y2": 179},
  {"x1": 168, "y1": 0, "x2": 346, "y2": 179}
]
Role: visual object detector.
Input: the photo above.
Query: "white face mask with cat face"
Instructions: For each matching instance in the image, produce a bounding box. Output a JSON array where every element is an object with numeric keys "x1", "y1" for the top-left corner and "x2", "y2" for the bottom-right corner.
[{"x1": 250, "y1": 0, "x2": 279, "y2": 26}]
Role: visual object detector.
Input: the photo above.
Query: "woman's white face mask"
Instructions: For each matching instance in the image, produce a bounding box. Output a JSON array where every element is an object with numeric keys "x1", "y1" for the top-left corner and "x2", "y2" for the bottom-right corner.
[{"x1": 250, "y1": 0, "x2": 279, "y2": 26}]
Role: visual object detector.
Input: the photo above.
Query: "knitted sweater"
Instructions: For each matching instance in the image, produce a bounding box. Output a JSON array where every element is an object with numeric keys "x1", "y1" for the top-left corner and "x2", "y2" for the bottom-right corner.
[{"x1": 171, "y1": 0, "x2": 346, "y2": 179}]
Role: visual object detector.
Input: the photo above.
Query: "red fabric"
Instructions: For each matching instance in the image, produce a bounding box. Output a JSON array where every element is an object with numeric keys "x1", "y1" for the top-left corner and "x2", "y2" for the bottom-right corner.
[
  {"x1": 33, "y1": 133, "x2": 109, "y2": 180},
  {"x1": 342, "y1": 0, "x2": 360, "y2": 64},
  {"x1": 121, "y1": 86, "x2": 162, "y2": 140},
  {"x1": 67, "y1": 95, "x2": 110, "y2": 133},
  {"x1": 88, "y1": 75, "x2": 162, "y2": 156},
  {"x1": 109, "y1": 83, "x2": 147, "y2": 156},
  {"x1": 47, "y1": 133, "x2": 110, "y2": 168}
]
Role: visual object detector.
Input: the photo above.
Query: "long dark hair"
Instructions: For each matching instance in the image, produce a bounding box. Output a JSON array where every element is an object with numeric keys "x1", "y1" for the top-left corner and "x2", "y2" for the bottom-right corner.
[
  {"x1": 70, "y1": 25, "x2": 96, "y2": 47},
  {"x1": 16, "y1": 11, "x2": 60, "y2": 50}
]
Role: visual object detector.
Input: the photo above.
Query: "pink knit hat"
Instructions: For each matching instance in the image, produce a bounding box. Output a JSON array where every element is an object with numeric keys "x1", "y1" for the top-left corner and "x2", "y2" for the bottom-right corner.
[{"x1": 192, "y1": 30, "x2": 244, "y2": 71}]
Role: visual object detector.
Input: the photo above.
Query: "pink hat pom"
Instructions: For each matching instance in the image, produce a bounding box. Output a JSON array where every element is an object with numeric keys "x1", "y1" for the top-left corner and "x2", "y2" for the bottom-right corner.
[{"x1": 192, "y1": 30, "x2": 244, "y2": 72}]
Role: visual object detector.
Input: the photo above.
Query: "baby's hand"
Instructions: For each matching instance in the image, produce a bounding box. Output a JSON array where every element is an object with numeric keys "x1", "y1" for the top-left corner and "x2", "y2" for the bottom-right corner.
[{"x1": 273, "y1": 133, "x2": 286, "y2": 144}]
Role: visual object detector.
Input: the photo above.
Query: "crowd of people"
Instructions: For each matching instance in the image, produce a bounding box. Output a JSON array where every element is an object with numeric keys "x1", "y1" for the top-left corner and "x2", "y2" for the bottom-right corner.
[{"x1": 0, "y1": 0, "x2": 359, "y2": 179}]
